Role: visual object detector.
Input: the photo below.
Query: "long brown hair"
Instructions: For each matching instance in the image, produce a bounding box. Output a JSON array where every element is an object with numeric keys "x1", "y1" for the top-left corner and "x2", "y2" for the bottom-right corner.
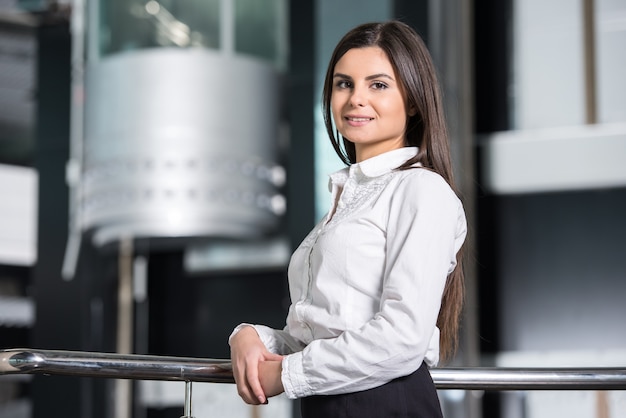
[{"x1": 322, "y1": 21, "x2": 464, "y2": 363}]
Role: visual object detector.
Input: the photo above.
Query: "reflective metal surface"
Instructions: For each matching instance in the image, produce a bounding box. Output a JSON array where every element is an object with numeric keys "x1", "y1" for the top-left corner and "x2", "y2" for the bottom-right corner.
[
  {"x1": 431, "y1": 367, "x2": 626, "y2": 390},
  {"x1": 81, "y1": 48, "x2": 285, "y2": 247},
  {"x1": 0, "y1": 349, "x2": 233, "y2": 383},
  {"x1": 2, "y1": 349, "x2": 626, "y2": 390}
]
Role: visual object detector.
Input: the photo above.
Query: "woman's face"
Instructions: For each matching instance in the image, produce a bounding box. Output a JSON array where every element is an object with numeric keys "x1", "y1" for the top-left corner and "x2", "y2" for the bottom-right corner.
[{"x1": 331, "y1": 46, "x2": 410, "y2": 162}]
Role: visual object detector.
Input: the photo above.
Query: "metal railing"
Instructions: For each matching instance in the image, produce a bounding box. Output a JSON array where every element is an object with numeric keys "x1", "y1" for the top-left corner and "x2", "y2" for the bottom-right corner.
[{"x1": 2, "y1": 348, "x2": 626, "y2": 417}]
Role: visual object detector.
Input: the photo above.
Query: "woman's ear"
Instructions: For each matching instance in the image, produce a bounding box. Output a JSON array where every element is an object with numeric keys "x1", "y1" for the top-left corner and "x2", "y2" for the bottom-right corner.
[{"x1": 407, "y1": 105, "x2": 418, "y2": 117}]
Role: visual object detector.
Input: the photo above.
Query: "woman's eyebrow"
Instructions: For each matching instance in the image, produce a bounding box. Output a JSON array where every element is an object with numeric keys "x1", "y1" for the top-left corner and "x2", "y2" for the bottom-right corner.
[
  {"x1": 333, "y1": 72, "x2": 352, "y2": 80},
  {"x1": 365, "y1": 73, "x2": 394, "y2": 81},
  {"x1": 332, "y1": 72, "x2": 394, "y2": 81}
]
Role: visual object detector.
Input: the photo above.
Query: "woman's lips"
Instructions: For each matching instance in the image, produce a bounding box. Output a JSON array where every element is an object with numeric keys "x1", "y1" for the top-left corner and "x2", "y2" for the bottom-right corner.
[{"x1": 344, "y1": 116, "x2": 374, "y2": 126}]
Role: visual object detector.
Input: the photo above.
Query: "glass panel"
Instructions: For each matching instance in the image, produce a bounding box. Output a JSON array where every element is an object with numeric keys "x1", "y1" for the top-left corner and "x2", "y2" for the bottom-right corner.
[
  {"x1": 313, "y1": 0, "x2": 391, "y2": 220},
  {"x1": 234, "y1": 0, "x2": 287, "y2": 67},
  {"x1": 511, "y1": 0, "x2": 585, "y2": 129},
  {"x1": 0, "y1": 26, "x2": 36, "y2": 165},
  {"x1": 98, "y1": 0, "x2": 220, "y2": 57},
  {"x1": 596, "y1": 0, "x2": 626, "y2": 123}
]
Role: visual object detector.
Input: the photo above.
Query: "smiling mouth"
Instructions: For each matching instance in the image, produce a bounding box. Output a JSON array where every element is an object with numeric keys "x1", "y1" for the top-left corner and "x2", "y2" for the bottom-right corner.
[{"x1": 346, "y1": 117, "x2": 374, "y2": 122}]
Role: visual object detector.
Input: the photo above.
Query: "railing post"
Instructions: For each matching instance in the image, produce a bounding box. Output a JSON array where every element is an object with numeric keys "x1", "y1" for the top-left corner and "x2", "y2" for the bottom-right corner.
[{"x1": 181, "y1": 380, "x2": 194, "y2": 418}]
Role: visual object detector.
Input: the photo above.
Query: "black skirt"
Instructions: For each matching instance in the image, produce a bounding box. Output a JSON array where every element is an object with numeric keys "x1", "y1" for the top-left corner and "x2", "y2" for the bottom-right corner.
[{"x1": 300, "y1": 362, "x2": 443, "y2": 418}]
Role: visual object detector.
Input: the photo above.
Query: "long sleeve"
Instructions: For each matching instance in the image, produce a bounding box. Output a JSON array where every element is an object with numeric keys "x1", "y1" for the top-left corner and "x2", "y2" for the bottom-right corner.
[
  {"x1": 281, "y1": 170, "x2": 466, "y2": 398},
  {"x1": 229, "y1": 323, "x2": 306, "y2": 355}
]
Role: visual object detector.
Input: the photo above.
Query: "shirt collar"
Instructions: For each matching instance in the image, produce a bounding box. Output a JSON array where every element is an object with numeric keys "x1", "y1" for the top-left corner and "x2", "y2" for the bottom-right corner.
[
  {"x1": 328, "y1": 147, "x2": 420, "y2": 190},
  {"x1": 351, "y1": 147, "x2": 419, "y2": 178}
]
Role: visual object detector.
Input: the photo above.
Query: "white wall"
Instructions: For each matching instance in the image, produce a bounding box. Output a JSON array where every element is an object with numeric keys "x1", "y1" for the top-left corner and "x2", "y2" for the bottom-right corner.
[{"x1": 0, "y1": 163, "x2": 37, "y2": 266}]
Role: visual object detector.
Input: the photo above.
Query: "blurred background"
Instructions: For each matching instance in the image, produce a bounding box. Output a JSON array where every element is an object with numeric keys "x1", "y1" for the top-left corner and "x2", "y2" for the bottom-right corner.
[{"x1": 0, "y1": 0, "x2": 625, "y2": 417}]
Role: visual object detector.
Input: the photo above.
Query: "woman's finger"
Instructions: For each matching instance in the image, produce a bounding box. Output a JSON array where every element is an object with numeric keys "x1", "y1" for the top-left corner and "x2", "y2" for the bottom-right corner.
[
  {"x1": 263, "y1": 352, "x2": 284, "y2": 362},
  {"x1": 244, "y1": 357, "x2": 267, "y2": 404},
  {"x1": 234, "y1": 363, "x2": 261, "y2": 404}
]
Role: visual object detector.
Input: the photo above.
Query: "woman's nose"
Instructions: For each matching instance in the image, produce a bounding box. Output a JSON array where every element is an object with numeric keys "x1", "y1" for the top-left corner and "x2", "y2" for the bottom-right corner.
[{"x1": 349, "y1": 86, "x2": 367, "y2": 107}]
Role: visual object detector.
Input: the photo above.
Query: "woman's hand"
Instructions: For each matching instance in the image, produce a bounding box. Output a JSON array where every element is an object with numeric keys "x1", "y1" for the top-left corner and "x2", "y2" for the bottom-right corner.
[
  {"x1": 259, "y1": 359, "x2": 285, "y2": 398},
  {"x1": 230, "y1": 326, "x2": 284, "y2": 404}
]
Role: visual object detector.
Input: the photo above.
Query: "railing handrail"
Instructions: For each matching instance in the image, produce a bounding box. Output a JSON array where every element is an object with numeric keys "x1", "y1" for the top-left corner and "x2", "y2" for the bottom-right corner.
[
  {"x1": 2, "y1": 348, "x2": 626, "y2": 391},
  {"x1": 0, "y1": 349, "x2": 233, "y2": 383}
]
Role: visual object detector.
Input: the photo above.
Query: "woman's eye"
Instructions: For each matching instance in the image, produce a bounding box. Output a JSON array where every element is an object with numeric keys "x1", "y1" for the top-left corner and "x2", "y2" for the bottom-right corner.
[
  {"x1": 335, "y1": 80, "x2": 352, "y2": 89},
  {"x1": 372, "y1": 82, "x2": 388, "y2": 90}
]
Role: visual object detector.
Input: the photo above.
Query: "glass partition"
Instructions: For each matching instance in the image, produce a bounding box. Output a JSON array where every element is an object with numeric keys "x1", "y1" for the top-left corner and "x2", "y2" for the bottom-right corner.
[
  {"x1": 95, "y1": 0, "x2": 288, "y2": 69},
  {"x1": 235, "y1": 0, "x2": 287, "y2": 66},
  {"x1": 98, "y1": 0, "x2": 221, "y2": 55}
]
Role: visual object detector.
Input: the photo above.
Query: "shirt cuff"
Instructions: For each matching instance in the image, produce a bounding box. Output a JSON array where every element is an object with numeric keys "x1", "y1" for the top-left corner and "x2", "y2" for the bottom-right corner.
[
  {"x1": 281, "y1": 351, "x2": 312, "y2": 399},
  {"x1": 228, "y1": 323, "x2": 281, "y2": 354},
  {"x1": 228, "y1": 323, "x2": 256, "y2": 346}
]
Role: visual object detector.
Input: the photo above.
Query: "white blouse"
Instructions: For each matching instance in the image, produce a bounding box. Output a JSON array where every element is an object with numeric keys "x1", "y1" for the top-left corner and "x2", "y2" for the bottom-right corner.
[{"x1": 231, "y1": 147, "x2": 467, "y2": 399}]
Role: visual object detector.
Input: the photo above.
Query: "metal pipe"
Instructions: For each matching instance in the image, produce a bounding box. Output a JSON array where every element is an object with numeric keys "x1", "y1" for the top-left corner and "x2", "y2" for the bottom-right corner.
[
  {"x1": 116, "y1": 237, "x2": 134, "y2": 418},
  {"x1": 2, "y1": 349, "x2": 626, "y2": 391},
  {"x1": 431, "y1": 367, "x2": 626, "y2": 390},
  {"x1": 182, "y1": 380, "x2": 194, "y2": 418},
  {"x1": 0, "y1": 349, "x2": 233, "y2": 383}
]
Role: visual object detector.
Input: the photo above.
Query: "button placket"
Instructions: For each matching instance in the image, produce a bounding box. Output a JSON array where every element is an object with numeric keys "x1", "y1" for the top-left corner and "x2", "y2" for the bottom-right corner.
[
  {"x1": 297, "y1": 230, "x2": 319, "y2": 339},
  {"x1": 335, "y1": 178, "x2": 354, "y2": 216}
]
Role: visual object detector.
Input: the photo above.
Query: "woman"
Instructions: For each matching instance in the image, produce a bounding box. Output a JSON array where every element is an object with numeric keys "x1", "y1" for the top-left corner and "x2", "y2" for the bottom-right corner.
[{"x1": 229, "y1": 20, "x2": 466, "y2": 418}]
